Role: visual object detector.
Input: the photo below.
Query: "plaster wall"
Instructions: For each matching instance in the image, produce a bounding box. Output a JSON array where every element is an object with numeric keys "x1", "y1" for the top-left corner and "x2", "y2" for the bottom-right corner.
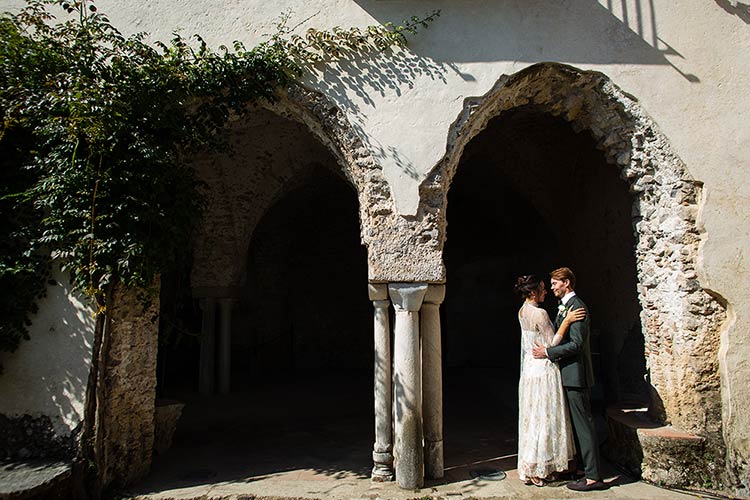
[{"x1": 0, "y1": 265, "x2": 95, "y2": 436}]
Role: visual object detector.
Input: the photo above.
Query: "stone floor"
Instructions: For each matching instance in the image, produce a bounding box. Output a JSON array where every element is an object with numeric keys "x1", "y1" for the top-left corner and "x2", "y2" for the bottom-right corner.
[{"x1": 122, "y1": 372, "x2": 701, "y2": 500}]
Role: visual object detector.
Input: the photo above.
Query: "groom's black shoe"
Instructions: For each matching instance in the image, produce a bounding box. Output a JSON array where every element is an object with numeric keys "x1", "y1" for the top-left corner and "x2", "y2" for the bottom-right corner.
[{"x1": 566, "y1": 478, "x2": 606, "y2": 491}]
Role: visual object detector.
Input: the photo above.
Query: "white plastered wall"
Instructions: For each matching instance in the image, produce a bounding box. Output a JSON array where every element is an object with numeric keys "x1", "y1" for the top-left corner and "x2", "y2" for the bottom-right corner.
[{"x1": 0, "y1": 265, "x2": 95, "y2": 435}]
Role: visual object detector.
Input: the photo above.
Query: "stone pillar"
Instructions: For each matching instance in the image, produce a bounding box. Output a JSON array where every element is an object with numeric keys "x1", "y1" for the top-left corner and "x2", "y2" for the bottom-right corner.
[
  {"x1": 389, "y1": 283, "x2": 428, "y2": 490},
  {"x1": 217, "y1": 298, "x2": 235, "y2": 395},
  {"x1": 97, "y1": 280, "x2": 161, "y2": 488},
  {"x1": 199, "y1": 297, "x2": 216, "y2": 395},
  {"x1": 422, "y1": 284, "x2": 445, "y2": 480},
  {"x1": 370, "y1": 284, "x2": 394, "y2": 481}
]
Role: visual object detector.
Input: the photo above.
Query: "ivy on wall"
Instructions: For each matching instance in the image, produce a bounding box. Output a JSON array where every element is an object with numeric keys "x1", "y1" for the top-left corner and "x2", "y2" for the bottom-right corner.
[{"x1": 0, "y1": 0, "x2": 439, "y2": 366}]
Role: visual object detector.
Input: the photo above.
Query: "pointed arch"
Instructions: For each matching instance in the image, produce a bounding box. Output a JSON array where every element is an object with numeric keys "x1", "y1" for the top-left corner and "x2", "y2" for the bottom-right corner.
[{"x1": 423, "y1": 61, "x2": 727, "y2": 447}]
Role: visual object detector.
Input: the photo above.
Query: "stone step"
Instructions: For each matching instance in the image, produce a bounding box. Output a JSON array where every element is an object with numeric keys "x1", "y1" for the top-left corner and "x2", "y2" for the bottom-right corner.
[
  {"x1": 604, "y1": 405, "x2": 706, "y2": 487},
  {"x1": 0, "y1": 460, "x2": 71, "y2": 500}
]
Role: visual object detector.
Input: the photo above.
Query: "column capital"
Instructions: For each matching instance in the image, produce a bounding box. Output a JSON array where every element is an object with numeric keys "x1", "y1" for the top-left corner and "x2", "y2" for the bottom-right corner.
[
  {"x1": 217, "y1": 297, "x2": 237, "y2": 311},
  {"x1": 373, "y1": 299, "x2": 390, "y2": 310},
  {"x1": 368, "y1": 283, "x2": 389, "y2": 301},
  {"x1": 388, "y1": 283, "x2": 428, "y2": 312},
  {"x1": 199, "y1": 296, "x2": 216, "y2": 311},
  {"x1": 192, "y1": 286, "x2": 242, "y2": 299},
  {"x1": 423, "y1": 284, "x2": 446, "y2": 305}
]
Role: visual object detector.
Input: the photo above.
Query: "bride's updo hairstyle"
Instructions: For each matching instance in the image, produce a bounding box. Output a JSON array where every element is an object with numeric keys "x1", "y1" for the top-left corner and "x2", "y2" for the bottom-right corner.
[{"x1": 514, "y1": 274, "x2": 543, "y2": 299}]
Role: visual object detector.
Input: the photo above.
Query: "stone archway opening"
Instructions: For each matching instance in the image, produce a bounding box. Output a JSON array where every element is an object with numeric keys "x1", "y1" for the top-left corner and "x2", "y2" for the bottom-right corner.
[
  {"x1": 150, "y1": 108, "x2": 373, "y2": 486},
  {"x1": 443, "y1": 103, "x2": 648, "y2": 468}
]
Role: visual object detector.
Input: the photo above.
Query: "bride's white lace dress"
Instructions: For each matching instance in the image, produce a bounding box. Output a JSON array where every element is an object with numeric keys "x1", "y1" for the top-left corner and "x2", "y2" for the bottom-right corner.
[{"x1": 517, "y1": 302, "x2": 575, "y2": 481}]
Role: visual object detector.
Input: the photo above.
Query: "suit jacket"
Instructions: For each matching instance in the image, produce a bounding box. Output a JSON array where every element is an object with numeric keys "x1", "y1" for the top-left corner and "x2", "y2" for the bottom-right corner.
[{"x1": 546, "y1": 294, "x2": 594, "y2": 388}]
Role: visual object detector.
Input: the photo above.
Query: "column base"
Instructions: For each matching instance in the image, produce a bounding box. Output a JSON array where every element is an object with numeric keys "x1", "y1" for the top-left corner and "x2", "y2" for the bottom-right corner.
[
  {"x1": 371, "y1": 451, "x2": 394, "y2": 482},
  {"x1": 425, "y1": 439, "x2": 444, "y2": 479}
]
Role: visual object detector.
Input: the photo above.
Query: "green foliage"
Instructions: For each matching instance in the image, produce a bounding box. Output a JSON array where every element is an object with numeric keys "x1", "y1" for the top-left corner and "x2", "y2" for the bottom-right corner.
[
  {"x1": 0, "y1": 127, "x2": 49, "y2": 362},
  {"x1": 0, "y1": 0, "x2": 438, "y2": 358}
]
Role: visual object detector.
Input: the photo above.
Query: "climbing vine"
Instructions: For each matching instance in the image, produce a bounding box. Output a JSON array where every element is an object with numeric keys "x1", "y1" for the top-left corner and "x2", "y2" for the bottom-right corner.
[{"x1": 0, "y1": 0, "x2": 439, "y2": 363}]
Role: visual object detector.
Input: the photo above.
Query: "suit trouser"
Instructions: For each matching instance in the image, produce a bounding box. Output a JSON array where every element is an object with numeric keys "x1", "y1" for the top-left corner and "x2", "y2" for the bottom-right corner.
[{"x1": 566, "y1": 387, "x2": 601, "y2": 481}]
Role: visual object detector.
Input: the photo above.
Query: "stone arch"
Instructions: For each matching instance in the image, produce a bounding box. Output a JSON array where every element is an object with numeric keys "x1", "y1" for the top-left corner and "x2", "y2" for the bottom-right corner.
[
  {"x1": 421, "y1": 62, "x2": 727, "y2": 469},
  {"x1": 257, "y1": 85, "x2": 447, "y2": 285},
  {"x1": 189, "y1": 84, "x2": 397, "y2": 290},
  {"x1": 96, "y1": 84, "x2": 390, "y2": 489}
]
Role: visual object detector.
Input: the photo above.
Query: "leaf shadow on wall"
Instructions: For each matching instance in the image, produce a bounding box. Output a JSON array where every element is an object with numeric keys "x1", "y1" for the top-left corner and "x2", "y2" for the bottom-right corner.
[
  {"x1": 299, "y1": 44, "x2": 449, "y2": 179},
  {"x1": 351, "y1": 0, "x2": 700, "y2": 83}
]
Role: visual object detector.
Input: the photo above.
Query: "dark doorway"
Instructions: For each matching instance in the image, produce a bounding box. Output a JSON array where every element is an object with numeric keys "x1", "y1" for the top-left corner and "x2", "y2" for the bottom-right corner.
[
  {"x1": 153, "y1": 164, "x2": 372, "y2": 488},
  {"x1": 443, "y1": 105, "x2": 648, "y2": 469},
  {"x1": 238, "y1": 165, "x2": 370, "y2": 382}
]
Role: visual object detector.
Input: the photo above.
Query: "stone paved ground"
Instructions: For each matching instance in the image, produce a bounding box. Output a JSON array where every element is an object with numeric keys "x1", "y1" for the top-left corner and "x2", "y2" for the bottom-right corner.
[{"x1": 121, "y1": 374, "x2": 703, "y2": 500}]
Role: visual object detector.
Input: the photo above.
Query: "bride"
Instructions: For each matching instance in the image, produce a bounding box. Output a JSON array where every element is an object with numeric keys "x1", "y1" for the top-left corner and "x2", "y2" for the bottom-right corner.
[{"x1": 514, "y1": 274, "x2": 584, "y2": 486}]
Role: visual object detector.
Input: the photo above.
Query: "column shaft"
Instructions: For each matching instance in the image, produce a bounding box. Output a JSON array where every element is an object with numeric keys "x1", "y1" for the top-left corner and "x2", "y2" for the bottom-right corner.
[
  {"x1": 389, "y1": 283, "x2": 428, "y2": 490},
  {"x1": 199, "y1": 298, "x2": 216, "y2": 395},
  {"x1": 370, "y1": 284, "x2": 394, "y2": 481},
  {"x1": 217, "y1": 298, "x2": 234, "y2": 395},
  {"x1": 422, "y1": 284, "x2": 446, "y2": 480}
]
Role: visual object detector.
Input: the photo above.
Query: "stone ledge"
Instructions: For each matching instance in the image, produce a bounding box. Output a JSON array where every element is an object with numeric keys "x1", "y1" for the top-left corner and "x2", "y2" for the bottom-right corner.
[
  {"x1": 153, "y1": 399, "x2": 185, "y2": 456},
  {"x1": 0, "y1": 460, "x2": 71, "y2": 500},
  {"x1": 604, "y1": 405, "x2": 709, "y2": 488}
]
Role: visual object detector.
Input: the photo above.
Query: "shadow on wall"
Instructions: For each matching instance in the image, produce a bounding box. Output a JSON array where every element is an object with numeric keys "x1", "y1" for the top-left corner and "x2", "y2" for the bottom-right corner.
[
  {"x1": 301, "y1": 44, "x2": 448, "y2": 179},
  {"x1": 351, "y1": 0, "x2": 700, "y2": 82},
  {"x1": 0, "y1": 263, "x2": 95, "y2": 454},
  {"x1": 715, "y1": 0, "x2": 750, "y2": 23}
]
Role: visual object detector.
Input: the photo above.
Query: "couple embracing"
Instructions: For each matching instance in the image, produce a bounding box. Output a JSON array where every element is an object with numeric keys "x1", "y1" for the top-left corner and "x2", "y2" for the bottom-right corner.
[{"x1": 513, "y1": 267, "x2": 605, "y2": 491}]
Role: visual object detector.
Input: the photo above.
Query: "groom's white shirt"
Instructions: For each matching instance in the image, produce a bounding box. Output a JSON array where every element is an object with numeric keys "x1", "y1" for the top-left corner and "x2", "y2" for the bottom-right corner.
[
  {"x1": 561, "y1": 291, "x2": 576, "y2": 306},
  {"x1": 545, "y1": 291, "x2": 579, "y2": 357}
]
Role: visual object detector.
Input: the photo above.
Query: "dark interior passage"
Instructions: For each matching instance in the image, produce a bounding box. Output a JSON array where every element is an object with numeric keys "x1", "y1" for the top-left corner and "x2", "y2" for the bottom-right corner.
[
  {"x1": 443, "y1": 105, "x2": 649, "y2": 454},
  {"x1": 236, "y1": 166, "x2": 371, "y2": 381},
  {"x1": 154, "y1": 164, "x2": 372, "y2": 482},
  {"x1": 158, "y1": 167, "x2": 370, "y2": 389}
]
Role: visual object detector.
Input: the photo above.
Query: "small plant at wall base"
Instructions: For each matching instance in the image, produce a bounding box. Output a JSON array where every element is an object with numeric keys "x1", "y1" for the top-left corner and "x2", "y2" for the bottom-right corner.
[{"x1": 0, "y1": 0, "x2": 439, "y2": 362}]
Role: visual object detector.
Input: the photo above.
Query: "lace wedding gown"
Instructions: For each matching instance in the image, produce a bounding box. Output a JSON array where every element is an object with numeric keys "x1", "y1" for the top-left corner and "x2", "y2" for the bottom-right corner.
[{"x1": 517, "y1": 302, "x2": 575, "y2": 481}]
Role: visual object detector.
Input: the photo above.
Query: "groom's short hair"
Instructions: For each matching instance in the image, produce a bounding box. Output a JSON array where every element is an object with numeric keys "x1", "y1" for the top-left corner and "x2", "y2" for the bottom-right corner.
[{"x1": 550, "y1": 267, "x2": 576, "y2": 289}]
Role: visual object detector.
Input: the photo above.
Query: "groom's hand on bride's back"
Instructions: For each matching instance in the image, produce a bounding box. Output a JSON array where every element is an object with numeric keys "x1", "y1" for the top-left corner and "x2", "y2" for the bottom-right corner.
[{"x1": 532, "y1": 341, "x2": 548, "y2": 359}]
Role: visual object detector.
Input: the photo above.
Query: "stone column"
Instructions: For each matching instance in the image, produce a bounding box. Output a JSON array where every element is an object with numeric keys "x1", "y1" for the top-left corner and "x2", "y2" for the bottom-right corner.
[
  {"x1": 422, "y1": 284, "x2": 445, "y2": 480},
  {"x1": 370, "y1": 284, "x2": 394, "y2": 481},
  {"x1": 389, "y1": 283, "x2": 428, "y2": 489},
  {"x1": 217, "y1": 298, "x2": 235, "y2": 395},
  {"x1": 199, "y1": 297, "x2": 216, "y2": 395}
]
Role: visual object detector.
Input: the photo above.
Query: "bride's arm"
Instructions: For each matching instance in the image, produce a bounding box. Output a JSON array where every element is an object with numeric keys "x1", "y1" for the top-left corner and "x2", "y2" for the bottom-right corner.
[{"x1": 550, "y1": 308, "x2": 586, "y2": 346}]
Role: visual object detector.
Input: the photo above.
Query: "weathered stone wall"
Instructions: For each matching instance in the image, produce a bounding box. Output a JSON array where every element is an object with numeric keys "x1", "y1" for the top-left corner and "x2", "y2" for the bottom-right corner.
[{"x1": 96, "y1": 283, "x2": 160, "y2": 488}]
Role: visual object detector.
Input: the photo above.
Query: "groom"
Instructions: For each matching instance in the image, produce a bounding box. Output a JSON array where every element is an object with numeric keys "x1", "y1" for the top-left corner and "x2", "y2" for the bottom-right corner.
[{"x1": 532, "y1": 267, "x2": 604, "y2": 491}]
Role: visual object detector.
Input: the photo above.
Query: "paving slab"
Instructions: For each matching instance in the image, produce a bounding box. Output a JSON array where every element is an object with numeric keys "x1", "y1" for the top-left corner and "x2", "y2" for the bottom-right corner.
[{"x1": 122, "y1": 375, "x2": 702, "y2": 500}]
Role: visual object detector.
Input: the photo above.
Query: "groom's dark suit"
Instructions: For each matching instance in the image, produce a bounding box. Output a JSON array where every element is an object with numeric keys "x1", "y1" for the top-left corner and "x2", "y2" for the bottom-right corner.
[{"x1": 547, "y1": 294, "x2": 601, "y2": 481}]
